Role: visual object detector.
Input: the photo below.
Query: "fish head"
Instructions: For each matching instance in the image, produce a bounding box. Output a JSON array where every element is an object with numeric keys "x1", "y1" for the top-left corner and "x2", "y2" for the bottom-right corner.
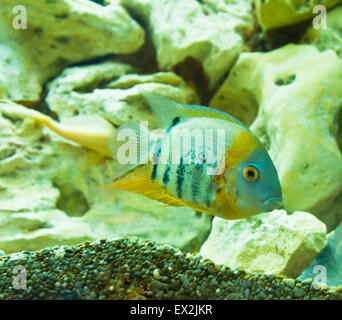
[{"x1": 234, "y1": 148, "x2": 282, "y2": 216}]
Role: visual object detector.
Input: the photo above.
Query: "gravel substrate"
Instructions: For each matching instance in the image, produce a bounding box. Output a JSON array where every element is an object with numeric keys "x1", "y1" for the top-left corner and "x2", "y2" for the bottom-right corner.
[{"x1": 0, "y1": 238, "x2": 341, "y2": 300}]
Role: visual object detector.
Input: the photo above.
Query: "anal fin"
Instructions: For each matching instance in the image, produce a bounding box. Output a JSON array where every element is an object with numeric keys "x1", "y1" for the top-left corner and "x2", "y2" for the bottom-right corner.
[
  {"x1": 106, "y1": 164, "x2": 217, "y2": 216},
  {"x1": 106, "y1": 164, "x2": 186, "y2": 207}
]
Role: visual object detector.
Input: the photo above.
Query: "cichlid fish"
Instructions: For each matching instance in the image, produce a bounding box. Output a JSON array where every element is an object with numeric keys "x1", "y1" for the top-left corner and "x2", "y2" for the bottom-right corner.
[
  {"x1": 30, "y1": 93, "x2": 282, "y2": 220},
  {"x1": 108, "y1": 93, "x2": 282, "y2": 220}
]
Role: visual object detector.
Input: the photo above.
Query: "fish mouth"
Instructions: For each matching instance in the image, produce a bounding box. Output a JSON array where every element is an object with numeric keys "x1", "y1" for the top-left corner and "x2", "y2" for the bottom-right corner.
[{"x1": 263, "y1": 196, "x2": 283, "y2": 211}]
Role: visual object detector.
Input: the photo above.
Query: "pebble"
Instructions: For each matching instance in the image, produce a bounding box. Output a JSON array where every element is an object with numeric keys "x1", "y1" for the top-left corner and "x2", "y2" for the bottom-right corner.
[
  {"x1": 258, "y1": 291, "x2": 267, "y2": 299},
  {"x1": 41, "y1": 248, "x2": 50, "y2": 255},
  {"x1": 302, "y1": 278, "x2": 313, "y2": 285},
  {"x1": 244, "y1": 279, "x2": 253, "y2": 288},
  {"x1": 153, "y1": 269, "x2": 160, "y2": 279},
  {"x1": 283, "y1": 278, "x2": 295, "y2": 288},
  {"x1": 244, "y1": 289, "x2": 250, "y2": 297},
  {"x1": 294, "y1": 287, "x2": 306, "y2": 298},
  {"x1": 0, "y1": 238, "x2": 338, "y2": 300}
]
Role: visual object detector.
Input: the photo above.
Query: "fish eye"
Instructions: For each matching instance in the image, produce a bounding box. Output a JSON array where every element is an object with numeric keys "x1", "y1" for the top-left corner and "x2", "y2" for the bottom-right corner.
[{"x1": 243, "y1": 165, "x2": 259, "y2": 181}]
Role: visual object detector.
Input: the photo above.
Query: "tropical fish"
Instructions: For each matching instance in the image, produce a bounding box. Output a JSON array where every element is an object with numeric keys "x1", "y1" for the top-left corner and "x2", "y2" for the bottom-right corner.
[
  {"x1": 30, "y1": 93, "x2": 282, "y2": 220},
  {"x1": 108, "y1": 93, "x2": 282, "y2": 220}
]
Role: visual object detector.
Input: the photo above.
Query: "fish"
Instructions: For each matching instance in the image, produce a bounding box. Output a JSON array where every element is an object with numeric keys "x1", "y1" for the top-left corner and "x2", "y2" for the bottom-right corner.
[
  {"x1": 108, "y1": 93, "x2": 283, "y2": 220},
  {"x1": 28, "y1": 93, "x2": 282, "y2": 220}
]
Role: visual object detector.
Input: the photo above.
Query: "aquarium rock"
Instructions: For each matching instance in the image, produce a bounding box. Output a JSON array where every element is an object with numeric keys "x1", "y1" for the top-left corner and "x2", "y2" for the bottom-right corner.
[
  {"x1": 0, "y1": 238, "x2": 340, "y2": 300},
  {"x1": 210, "y1": 44, "x2": 342, "y2": 231},
  {"x1": 119, "y1": 0, "x2": 253, "y2": 89},
  {"x1": 0, "y1": 0, "x2": 145, "y2": 102},
  {"x1": 301, "y1": 5, "x2": 342, "y2": 59},
  {"x1": 0, "y1": 100, "x2": 211, "y2": 254},
  {"x1": 254, "y1": 0, "x2": 341, "y2": 31},
  {"x1": 46, "y1": 62, "x2": 198, "y2": 124},
  {"x1": 200, "y1": 210, "x2": 327, "y2": 278},
  {"x1": 299, "y1": 222, "x2": 342, "y2": 288}
]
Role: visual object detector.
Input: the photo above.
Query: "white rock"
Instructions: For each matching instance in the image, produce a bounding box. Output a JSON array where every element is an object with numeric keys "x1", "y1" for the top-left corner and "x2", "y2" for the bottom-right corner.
[
  {"x1": 200, "y1": 210, "x2": 328, "y2": 278},
  {"x1": 299, "y1": 222, "x2": 342, "y2": 288},
  {"x1": 119, "y1": 0, "x2": 253, "y2": 88},
  {"x1": 0, "y1": 0, "x2": 145, "y2": 101},
  {"x1": 254, "y1": 0, "x2": 340, "y2": 31},
  {"x1": 46, "y1": 62, "x2": 199, "y2": 126},
  {"x1": 0, "y1": 210, "x2": 94, "y2": 253},
  {"x1": 210, "y1": 44, "x2": 342, "y2": 231}
]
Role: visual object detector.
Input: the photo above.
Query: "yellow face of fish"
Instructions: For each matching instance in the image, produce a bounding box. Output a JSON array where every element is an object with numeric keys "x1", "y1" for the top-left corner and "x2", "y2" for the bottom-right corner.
[{"x1": 213, "y1": 130, "x2": 283, "y2": 219}]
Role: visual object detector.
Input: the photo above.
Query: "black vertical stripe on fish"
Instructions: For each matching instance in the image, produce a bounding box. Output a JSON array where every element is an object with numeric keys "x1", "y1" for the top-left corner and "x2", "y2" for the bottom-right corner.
[
  {"x1": 151, "y1": 138, "x2": 163, "y2": 181},
  {"x1": 194, "y1": 152, "x2": 206, "y2": 172},
  {"x1": 205, "y1": 182, "x2": 213, "y2": 208},
  {"x1": 191, "y1": 150, "x2": 205, "y2": 203},
  {"x1": 205, "y1": 196, "x2": 211, "y2": 208},
  {"x1": 191, "y1": 152, "x2": 199, "y2": 203},
  {"x1": 163, "y1": 165, "x2": 171, "y2": 185},
  {"x1": 176, "y1": 157, "x2": 185, "y2": 199},
  {"x1": 151, "y1": 164, "x2": 158, "y2": 181},
  {"x1": 155, "y1": 139, "x2": 162, "y2": 157},
  {"x1": 195, "y1": 163, "x2": 204, "y2": 172},
  {"x1": 166, "y1": 116, "x2": 180, "y2": 133},
  {"x1": 191, "y1": 181, "x2": 199, "y2": 203}
]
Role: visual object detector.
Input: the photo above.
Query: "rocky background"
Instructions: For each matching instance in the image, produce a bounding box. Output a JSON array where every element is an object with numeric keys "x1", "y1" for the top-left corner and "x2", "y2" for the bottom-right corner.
[{"x1": 0, "y1": 0, "x2": 342, "y2": 299}]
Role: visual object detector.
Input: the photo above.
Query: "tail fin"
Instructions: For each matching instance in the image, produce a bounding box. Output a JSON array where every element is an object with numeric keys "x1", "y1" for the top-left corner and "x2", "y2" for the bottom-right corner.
[{"x1": 34, "y1": 112, "x2": 115, "y2": 157}]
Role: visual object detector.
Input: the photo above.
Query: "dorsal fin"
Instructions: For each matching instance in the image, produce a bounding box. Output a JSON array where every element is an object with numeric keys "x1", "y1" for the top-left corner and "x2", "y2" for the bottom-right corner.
[{"x1": 142, "y1": 92, "x2": 249, "y2": 130}]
